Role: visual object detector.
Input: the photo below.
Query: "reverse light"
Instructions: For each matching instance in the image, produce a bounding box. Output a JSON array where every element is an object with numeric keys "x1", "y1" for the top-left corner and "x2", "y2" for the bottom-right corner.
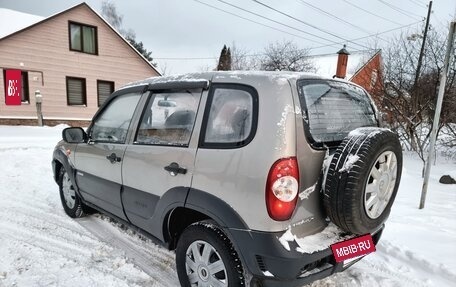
[{"x1": 266, "y1": 157, "x2": 300, "y2": 221}]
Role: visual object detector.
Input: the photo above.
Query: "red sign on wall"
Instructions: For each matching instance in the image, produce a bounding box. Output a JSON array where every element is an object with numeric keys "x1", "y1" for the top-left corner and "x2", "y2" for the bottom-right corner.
[{"x1": 5, "y1": 70, "x2": 21, "y2": 105}]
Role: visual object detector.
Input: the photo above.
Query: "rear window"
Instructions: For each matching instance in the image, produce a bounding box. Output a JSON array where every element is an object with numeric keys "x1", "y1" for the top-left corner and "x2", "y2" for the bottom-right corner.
[{"x1": 298, "y1": 79, "x2": 377, "y2": 144}]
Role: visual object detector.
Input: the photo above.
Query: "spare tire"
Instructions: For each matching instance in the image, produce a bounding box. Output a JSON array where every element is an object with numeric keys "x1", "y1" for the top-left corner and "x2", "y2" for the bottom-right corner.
[{"x1": 324, "y1": 127, "x2": 402, "y2": 235}]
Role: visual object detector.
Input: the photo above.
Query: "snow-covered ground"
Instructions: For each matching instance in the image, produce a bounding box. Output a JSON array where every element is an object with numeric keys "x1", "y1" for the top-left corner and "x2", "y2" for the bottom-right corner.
[{"x1": 0, "y1": 125, "x2": 455, "y2": 287}]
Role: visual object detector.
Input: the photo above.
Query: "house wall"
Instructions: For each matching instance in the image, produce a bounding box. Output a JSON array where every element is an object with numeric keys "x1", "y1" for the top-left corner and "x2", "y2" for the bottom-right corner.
[
  {"x1": 350, "y1": 53, "x2": 383, "y2": 96},
  {"x1": 350, "y1": 53, "x2": 385, "y2": 114},
  {"x1": 0, "y1": 4, "x2": 159, "y2": 125}
]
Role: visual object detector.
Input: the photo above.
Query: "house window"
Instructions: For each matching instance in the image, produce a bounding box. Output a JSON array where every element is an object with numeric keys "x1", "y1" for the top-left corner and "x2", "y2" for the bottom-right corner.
[
  {"x1": 69, "y1": 22, "x2": 97, "y2": 54},
  {"x1": 66, "y1": 77, "x2": 86, "y2": 106},
  {"x1": 97, "y1": 80, "x2": 114, "y2": 106},
  {"x1": 2, "y1": 70, "x2": 29, "y2": 103}
]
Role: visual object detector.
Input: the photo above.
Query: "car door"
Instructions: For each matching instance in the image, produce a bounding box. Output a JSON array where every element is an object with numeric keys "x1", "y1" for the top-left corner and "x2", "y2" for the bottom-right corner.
[
  {"x1": 74, "y1": 88, "x2": 144, "y2": 220},
  {"x1": 121, "y1": 86, "x2": 203, "y2": 234}
]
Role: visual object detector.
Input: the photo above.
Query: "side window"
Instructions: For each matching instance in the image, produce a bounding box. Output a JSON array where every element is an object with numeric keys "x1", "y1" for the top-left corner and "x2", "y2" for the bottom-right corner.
[
  {"x1": 203, "y1": 86, "x2": 256, "y2": 147},
  {"x1": 90, "y1": 92, "x2": 141, "y2": 143},
  {"x1": 135, "y1": 89, "x2": 201, "y2": 146}
]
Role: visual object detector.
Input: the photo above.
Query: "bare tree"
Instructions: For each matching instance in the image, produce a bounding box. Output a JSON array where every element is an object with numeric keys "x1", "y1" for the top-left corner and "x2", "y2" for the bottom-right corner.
[
  {"x1": 379, "y1": 25, "x2": 456, "y2": 171},
  {"x1": 259, "y1": 40, "x2": 316, "y2": 72},
  {"x1": 101, "y1": 0, "x2": 156, "y2": 65},
  {"x1": 230, "y1": 42, "x2": 257, "y2": 70}
]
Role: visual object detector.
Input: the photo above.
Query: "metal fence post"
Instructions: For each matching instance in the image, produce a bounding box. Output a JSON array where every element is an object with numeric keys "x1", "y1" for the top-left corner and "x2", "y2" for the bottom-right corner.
[{"x1": 35, "y1": 90, "x2": 43, "y2": 126}]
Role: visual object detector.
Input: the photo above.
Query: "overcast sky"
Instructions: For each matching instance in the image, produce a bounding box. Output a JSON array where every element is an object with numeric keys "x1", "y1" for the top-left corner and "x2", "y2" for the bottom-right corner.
[{"x1": 0, "y1": 0, "x2": 455, "y2": 75}]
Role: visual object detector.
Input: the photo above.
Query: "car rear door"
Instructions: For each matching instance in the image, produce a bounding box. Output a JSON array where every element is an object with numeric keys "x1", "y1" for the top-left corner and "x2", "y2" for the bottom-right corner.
[
  {"x1": 74, "y1": 87, "x2": 145, "y2": 220},
  {"x1": 121, "y1": 83, "x2": 205, "y2": 235}
]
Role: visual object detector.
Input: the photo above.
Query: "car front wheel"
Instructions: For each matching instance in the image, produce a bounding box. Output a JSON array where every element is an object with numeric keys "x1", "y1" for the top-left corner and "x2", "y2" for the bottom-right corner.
[{"x1": 58, "y1": 167, "x2": 86, "y2": 218}]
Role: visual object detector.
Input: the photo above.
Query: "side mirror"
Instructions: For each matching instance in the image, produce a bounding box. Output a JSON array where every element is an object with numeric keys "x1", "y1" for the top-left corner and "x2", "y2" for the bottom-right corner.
[{"x1": 62, "y1": 127, "x2": 87, "y2": 143}]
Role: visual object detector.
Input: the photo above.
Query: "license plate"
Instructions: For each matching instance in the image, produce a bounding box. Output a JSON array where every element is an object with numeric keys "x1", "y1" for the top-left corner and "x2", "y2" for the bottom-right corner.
[{"x1": 331, "y1": 234, "x2": 376, "y2": 263}]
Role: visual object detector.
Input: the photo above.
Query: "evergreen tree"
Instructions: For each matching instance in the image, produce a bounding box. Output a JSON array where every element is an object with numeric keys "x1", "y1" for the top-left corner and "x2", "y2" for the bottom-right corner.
[{"x1": 217, "y1": 45, "x2": 232, "y2": 71}]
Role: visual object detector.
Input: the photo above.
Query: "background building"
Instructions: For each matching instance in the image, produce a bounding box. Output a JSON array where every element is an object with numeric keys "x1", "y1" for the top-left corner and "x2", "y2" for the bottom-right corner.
[{"x1": 0, "y1": 3, "x2": 160, "y2": 126}]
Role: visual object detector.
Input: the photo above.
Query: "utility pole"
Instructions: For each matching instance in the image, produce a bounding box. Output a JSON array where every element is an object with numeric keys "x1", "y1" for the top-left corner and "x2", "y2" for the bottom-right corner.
[
  {"x1": 420, "y1": 21, "x2": 456, "y2": 209},
  {"x1": 414, "y1": 1, "x2": 432, "y2": 88}
]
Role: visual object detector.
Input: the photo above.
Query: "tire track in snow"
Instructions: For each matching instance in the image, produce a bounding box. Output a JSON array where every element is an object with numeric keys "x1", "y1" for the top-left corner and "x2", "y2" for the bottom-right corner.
[{"x1": 76, "y1": 217, "x2": 179, "y2": 287}]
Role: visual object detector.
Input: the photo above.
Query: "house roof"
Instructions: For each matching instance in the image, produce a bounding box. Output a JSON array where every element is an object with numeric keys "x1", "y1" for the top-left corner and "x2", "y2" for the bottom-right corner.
[
  {"x1": 0, "y1": 2, "x2": 160, "y2": 75},
  {"x1": 0, "y1": 8, "x2": 44, "y2": 39},
  {"x1": 310, "y1": 49, "x2": 380, "y2": 80}
]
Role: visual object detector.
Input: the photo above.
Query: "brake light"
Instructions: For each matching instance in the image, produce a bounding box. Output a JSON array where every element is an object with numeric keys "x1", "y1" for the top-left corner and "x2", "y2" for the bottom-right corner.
[{"x1": 266, "y1": 157, "x2": 300, "y2": 221}]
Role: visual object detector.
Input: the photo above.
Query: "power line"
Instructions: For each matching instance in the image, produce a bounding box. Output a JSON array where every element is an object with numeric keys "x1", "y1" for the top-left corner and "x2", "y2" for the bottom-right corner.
[
  {"x1": 213, "y1": 0, "x2": 343, "y2": 47},
  {"x1": 407, "y1": 0, "x2": 427, "y2": 9},
  {"x1": 192, "y1": 0, "x2": 329, "y2": 45},
  {"x1": 377, "y1": 0, "x2": 423, "y2": 20},
  {"x1": 297, "y1": 0, "x2": 372, "y2": 34},
  {"x1": 151, "y1": 20, "x2": 424, "y2": 60},
  {"x1": 310, "y1": 20, "x2": 424, "y2": 49},
  {"x1": 296, "y1": 0, "x2": 392, "y2": 45},
  {"x1": 341, "y1": 0, "x2": 403, "y2": 26},
  {"x1": 250, "y1": 0, "x2": 370, "y2": 49}
]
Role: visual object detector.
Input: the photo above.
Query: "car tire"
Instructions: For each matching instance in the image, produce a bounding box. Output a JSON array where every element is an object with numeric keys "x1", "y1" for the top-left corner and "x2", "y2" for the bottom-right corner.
[
  {"x1": 176, "y1": 221, "x2": 245, "y2": 287},
  {"x1": 324, "y1": 128, "x2": 402, "y2": 235},
  {"x1": 58, "y1": 167, "x2": 86, "y2": 218}
]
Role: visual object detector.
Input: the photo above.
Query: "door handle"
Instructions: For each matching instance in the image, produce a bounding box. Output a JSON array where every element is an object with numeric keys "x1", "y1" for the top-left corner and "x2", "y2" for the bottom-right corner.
[
  {"x1": 106, "y1": 153, "x2": 121, "y2": 164},
  {"x1": 164, "y1": 162, "x2": 187, "y2": 176}
]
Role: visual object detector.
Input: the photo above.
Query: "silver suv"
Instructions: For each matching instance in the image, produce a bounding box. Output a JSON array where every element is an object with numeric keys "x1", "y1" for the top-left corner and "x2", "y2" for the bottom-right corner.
[{"x1": 52, "y1": 71, "x2": 402, "y2": 287}]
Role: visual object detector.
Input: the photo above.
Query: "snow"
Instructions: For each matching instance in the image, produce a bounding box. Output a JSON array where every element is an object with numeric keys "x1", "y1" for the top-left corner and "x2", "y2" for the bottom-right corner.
[
  {"x1": 339, "y1": 154, "x2": 360, "y2": 173},
  {"x1": 299, "y1": 183, "x2": 317, "y2": 200},
  {"x1": 278, "y1": 228, "x2": 295, "y2": 251},
  {"x1": 0, "y1": 125, "x2": 455, "y2": 286},
  {"x1": 348, "y1": 126, "x2": 390, "y2": 137},
  {"x1": 279, "y1": 223, "x2": 354, "y2": 254},
  {"x1": 447, "y1": 171, "x2": 456, "y2": 181},
  {"x1": 262, "y1": 271, "x2": 274, "y2": 277},
  {"x1": 0, "y1": 8, "x2": 44, "y2": 39}
]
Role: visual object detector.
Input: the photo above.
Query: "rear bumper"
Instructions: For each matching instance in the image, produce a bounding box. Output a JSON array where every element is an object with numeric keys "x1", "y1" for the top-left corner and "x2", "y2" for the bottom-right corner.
[{"x1": 227, "y1": 225, "x2": 384, "y2": 287}]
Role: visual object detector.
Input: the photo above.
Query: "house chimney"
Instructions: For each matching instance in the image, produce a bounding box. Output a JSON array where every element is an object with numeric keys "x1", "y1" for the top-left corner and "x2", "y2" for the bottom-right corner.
[{"x1": 335, "y1": 45, "x2": 350, "y2": 79}]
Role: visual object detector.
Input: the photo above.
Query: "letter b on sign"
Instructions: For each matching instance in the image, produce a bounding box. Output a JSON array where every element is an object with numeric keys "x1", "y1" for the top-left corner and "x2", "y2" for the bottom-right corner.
[{"x1": 5, "y1": 70, "x2": 21, "y2": 105}]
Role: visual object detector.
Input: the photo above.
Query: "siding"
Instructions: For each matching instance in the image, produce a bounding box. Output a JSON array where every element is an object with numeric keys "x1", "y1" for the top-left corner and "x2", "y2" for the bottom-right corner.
[{"x1": 0, "y1": 4, "x2": 159, "y2": 121}]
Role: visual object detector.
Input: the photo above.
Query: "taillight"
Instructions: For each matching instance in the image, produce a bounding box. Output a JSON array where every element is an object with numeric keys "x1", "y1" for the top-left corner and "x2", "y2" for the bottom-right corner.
[{"x1": 266, "y1": 157, "x2": 300, "y2": 221}]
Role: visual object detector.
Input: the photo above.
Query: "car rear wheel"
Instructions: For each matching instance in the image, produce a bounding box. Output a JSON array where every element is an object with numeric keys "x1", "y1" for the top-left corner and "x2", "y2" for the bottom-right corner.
[
  {"x1": 324, "y1": 128, "x2": 402, "y2": 235},
  {"x1": 176, "y1": 221, "x2": 245, "y2": 287},
  {"x1": 58, "y1": 167, "x2": 86, "y2": 218}
]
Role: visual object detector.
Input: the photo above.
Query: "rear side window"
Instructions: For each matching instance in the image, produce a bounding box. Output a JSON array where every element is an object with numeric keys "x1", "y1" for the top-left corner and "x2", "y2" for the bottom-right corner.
[
  {"x1": 298, "y1": 80, "x2": 377, "y2": 144},
  {"x1": 201, "y1": 84, "x2": 258, "y2": 148}
]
